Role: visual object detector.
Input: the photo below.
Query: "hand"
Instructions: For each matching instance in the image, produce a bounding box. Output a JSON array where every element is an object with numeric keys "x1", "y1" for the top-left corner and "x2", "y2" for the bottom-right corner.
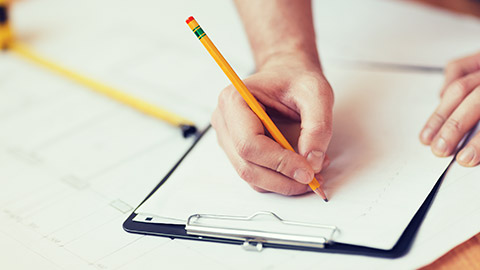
[
  {"x1": 420, "y1": 52, "x2": 480, "y2": 166},
  {"x1": 211, "y1": 54, "x2": 333, "y2": 195}
]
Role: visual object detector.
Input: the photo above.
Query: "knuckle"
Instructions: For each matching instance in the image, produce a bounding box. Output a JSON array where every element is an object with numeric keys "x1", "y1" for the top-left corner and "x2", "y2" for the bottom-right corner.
[
  {"x1": 236, "y1": 164, "x2": 254, "y2": 183},
  {"x1": 449, "y1": 79, "x2": 469, "y2": 97},
  {"x1": 280, "y1": 184, "x2": 302, "y2": 196},
  {"x1": 318, "y1": 80, "x2": 334, "y2": 99},
  {"x1": 296, "y1": 74, "x2": 333, "y2": 96},
  {"x1": 308, "y1": 122, "x2": 333, "y2": 138},
  {"x1": 430, "y1": 112, "x2": 446, "y2": 126},
  {"x1": 295, "y1": 73, "x2": 319, "y2": 87},
  {"x1": 444, "y1": 118, "x2": 463, "y2": 133},
  {"x1": 235, "y1": 138, "x2": 254, "y2": 160},
  {"x1": 217, "y1": 89, "x2": 229, "y2": 110},
  {"x1": 280, "y1": 185, "x2": 296, "y2": 196},
  {"x1": 446, "y1": 61, "x2": 460, "y2": 72},
  {"x1": 273, "y1": 150, "x2": 290, "y2": 173},
  {"x1": 217, "y1": 87, "x2": 235, "y2": 110}
]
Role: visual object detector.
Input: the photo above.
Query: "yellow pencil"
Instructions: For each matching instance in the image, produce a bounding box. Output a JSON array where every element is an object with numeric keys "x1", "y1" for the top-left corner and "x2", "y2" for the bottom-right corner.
[{"x1": 186, "y1": 16, "x2": 328, "y2": 201}]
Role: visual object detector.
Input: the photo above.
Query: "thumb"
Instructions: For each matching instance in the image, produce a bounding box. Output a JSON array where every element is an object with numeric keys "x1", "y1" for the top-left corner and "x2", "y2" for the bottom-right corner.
[{"x1": 294, "y1": 82, "x2": 333, "y2": 173}]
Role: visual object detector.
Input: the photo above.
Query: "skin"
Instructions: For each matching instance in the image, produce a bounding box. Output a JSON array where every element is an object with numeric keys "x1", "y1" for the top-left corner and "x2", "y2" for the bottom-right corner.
[
  {"x1": 215, "y1": 0, "x2": 480, "y2": 196},
  {"x1": 420, "y1": 52, "x2": 480, "y2": 167},
  {"x1": 211, "y1": 0, "x2": 333, "y2": 195}
]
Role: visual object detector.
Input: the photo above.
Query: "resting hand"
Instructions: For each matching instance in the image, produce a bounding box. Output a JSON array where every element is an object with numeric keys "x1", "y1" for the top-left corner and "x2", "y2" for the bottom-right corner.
[{"x1": 420, "y1": 52, "x2": 480, "y2": 166}]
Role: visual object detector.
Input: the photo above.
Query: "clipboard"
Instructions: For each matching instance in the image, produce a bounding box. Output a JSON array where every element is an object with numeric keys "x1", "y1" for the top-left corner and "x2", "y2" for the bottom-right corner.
[{"x1": 123, "y1": 125, "x2": 454, "y2": 258}]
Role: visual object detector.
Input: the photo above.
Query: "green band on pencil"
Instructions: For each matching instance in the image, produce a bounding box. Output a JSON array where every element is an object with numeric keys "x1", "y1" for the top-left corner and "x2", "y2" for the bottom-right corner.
[{"x1": 194, "y1": 28, "x2": 205, "y2": 39}]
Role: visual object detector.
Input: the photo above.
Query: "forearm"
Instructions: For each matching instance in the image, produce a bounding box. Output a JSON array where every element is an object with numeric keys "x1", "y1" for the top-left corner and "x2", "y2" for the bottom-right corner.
[{"x1": 234, "y1": 0, "x2": 320, "y2": 70}]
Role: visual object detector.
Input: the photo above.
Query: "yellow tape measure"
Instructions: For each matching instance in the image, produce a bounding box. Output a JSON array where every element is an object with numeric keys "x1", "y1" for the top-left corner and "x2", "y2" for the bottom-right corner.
[{"x1": 1, "y1": 7, "x2": 197, "y2": 137}]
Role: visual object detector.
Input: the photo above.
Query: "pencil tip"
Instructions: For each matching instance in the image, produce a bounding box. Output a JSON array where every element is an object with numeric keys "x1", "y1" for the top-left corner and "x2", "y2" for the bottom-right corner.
[{"x1": 313, "y1": 188, "x2": 328, "y2": 201}]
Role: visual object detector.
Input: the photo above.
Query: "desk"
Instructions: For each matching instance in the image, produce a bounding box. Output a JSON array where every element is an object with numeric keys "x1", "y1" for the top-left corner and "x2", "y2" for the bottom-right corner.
[{"x1": 408, "y1": 0, "x2": 480, "y2": 269}]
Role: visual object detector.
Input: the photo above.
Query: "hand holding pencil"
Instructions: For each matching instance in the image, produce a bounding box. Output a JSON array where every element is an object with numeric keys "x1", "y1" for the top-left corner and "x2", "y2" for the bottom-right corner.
[
  {"x1": 211, "y1": 65, "x2": 332, "y2": 198},
  {"x1": 186, "y1": 16, "x2": 333, "y2": 200}
]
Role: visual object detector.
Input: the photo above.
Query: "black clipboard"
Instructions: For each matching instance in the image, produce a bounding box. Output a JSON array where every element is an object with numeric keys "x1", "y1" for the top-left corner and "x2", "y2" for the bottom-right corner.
[{"x1": 123, "y1": 125, "x2": 454, "y2": 258}]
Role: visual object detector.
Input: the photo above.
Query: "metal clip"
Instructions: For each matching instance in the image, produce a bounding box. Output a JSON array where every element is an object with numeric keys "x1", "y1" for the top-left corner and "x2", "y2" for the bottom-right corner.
[{"x1": 186, "y1": 211, "x2": 339, "y2": 250}]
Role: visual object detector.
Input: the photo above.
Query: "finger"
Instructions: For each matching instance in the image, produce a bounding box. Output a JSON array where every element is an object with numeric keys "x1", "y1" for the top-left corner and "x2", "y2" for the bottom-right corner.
[
  {"x1": 250, "y1": 185, "x2": 268, "y2": 193},
  {"x1": 211, "y1": 107, "x2": 230, "y2": 151},
  {"x1": 239, "y1": 163, "x2": 311, "y2": 196},
  {"x1": 420, "y1": 70, "x2": 480, "y2": 144},
  {"x1": 222, "y1": 87, "x2": 316, "y2": 185},
  {"x1": 441, "y1": 52, "x2": 480, "y2": 97},
  {"x1": 457, "y1": 131, "x2": 480, "y2": 167},
  {"x1": 235, "y1": 135, "x2": 316, "y2": 184},
  {"x1": 293, "y1": 78, "x2": 334, "y2": 172},
  {"x1": 216, "y1": 95, "x2": 310, "y2": 196},
  {"x1": 221, "y1": 129, "x2": 310, "y2": 195},
  {"x1": 430, "y1": 87, "x2": 480, "y2": 157},
  {"x1": 218, "y1": 86, "x2": 264, "y2": 135},
  {"x1": 211, "y1": 107, "x2": 223, "y2": 134}
]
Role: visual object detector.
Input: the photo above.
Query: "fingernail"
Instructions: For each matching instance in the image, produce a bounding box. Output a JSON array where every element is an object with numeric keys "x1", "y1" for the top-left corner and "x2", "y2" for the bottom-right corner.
[
  {"x1": 307, "y1": 150, "x2": 325, "y2": 171},
  {"x1": 420, "y1": 127, "x2": 434, "y2": 143},
  {"x1": 458, "y1": 146, "x2": 475, "y2": 164},
  {"x1": 293, "y1": 168, "x2": 312, "y2": 184},
  {"x1": 433, "y1": 138, "x2": 448, "y2": 156}
]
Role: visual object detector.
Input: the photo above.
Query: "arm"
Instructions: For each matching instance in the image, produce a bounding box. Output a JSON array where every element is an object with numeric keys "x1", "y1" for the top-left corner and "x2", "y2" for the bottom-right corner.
[
  {"x1": 211, "y1": 0, "x2": 333, "y2": 195},
  {"x1": 234, "y1": 0, "x2": 321, "y2": 70}
]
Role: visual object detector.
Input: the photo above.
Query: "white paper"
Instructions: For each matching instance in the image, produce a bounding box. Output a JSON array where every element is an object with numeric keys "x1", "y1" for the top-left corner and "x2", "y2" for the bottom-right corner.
[{"x1": 136, "y1": 67, "x2": 452, "y2": 250}]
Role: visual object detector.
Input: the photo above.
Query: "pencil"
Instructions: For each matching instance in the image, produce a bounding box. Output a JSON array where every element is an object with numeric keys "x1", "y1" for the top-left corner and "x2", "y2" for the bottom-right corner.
[{"x1": 186, "y1": 16, "x2": 328, "y2": 201}]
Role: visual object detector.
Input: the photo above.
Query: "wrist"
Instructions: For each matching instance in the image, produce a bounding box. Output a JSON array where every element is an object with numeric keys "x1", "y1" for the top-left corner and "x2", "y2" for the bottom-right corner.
[{"x1": 257, "y1": 51, "x2": 322, "y2": 74}]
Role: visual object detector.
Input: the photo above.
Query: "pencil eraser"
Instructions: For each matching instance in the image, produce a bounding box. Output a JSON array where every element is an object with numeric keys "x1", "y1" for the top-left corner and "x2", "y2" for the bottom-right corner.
[{"x1": 186, "y1": 16, "x2": 195, "y2": 24}]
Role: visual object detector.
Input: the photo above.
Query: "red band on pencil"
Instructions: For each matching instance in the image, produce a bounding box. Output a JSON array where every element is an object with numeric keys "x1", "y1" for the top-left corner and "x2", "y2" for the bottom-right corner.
[{"x1": 186, "y1": 16, "x2": 195, "y2": 24}]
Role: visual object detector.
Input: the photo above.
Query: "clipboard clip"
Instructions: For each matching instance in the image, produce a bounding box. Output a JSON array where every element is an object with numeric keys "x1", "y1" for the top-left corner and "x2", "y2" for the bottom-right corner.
[{"x1": 186, "y1": 211, "x2": 339, "y2": 251}]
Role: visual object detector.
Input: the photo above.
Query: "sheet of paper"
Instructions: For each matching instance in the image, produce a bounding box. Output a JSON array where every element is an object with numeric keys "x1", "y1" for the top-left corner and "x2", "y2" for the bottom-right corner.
[
  {"x1": 136, "y1": 67, "x2": 452, "y2": 249},
  {"x1": 382, "y1": 126, "x2": 480, "y2": 269}
]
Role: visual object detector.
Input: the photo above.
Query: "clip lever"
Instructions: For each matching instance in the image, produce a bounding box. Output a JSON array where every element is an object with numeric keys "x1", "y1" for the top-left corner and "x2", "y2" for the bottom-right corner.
[{"x1": 186, "y1": 211, "x2": 339, "y2": 250}]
